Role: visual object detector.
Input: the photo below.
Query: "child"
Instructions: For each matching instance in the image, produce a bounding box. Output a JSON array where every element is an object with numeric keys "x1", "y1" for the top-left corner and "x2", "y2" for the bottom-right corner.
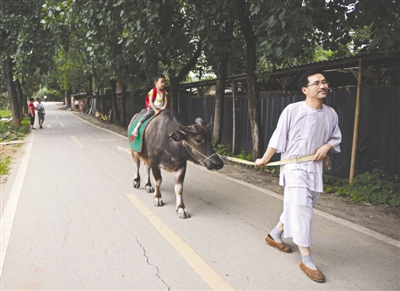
[{"x1": 132, "y1": 73, "x2": 168, "y2": 137}]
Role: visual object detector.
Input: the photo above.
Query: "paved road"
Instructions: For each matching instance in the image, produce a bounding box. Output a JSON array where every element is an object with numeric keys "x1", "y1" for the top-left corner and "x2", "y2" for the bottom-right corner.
[{"x1": 1, "y1": 103, "x2": 399, "y2": 290}]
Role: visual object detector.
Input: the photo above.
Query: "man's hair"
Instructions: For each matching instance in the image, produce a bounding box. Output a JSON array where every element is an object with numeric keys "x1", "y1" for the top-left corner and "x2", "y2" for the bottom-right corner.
[
  {"x1": 153, "y1": 73, "x2": 165, "y2": 83},
  {"x1": 30, "y1": 98, "x2": 34, "y2": 102},
  {"x1": 37, "y1": 97, "x2": 41, "y2": 101},
  {"x1": 298, "y1": 69, "x2": 324, "y2": 91}
]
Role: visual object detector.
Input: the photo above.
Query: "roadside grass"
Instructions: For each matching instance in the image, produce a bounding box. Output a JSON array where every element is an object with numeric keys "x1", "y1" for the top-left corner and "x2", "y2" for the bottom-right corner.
[
  {"x1": 0, "y1": 156, "x2": 11, "y2": 175},
  {"x1": 0, "y1": 116, "x2": 30, "y2": 175},
  {"x1": 0, "y1": 117, "x2": 30, "y2": 142}
]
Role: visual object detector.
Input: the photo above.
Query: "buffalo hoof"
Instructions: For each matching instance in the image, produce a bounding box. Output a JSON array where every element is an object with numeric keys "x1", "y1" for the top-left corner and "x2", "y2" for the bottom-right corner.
[
  {"x1": 178, "y1": 208, "x2": 190, "y2": 219},
  {"x1": 145, "y1": 185, "x2": 155, "y2": 193},
  {"x1": 133, "y1": 180, "x2": 140, "y2": 189},
  {"x1": 153, "y1": 198, "x2": 164, "y2": 207}
]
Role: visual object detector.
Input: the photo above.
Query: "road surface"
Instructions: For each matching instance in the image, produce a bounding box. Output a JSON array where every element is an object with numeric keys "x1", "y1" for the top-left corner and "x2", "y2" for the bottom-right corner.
[{"x1": 1, "y1": 102, "x2": 399, "y2": 290}]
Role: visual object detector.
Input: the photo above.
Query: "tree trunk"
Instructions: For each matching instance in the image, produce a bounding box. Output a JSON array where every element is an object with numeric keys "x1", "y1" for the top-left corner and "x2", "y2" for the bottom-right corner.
[
  {"x1": 120, "y1": 81, "x2": 127, "y2": 127},
  {"x1": 168, "y1": 79, "x2": 179, "y2": 113},
  {"x1": 110, "y1": 79, "x2": 119, "y2": 121},
  {"x1": 169, "y1": 43, "x2": 203, "y2": 113},
  {"x1": 212, "y1": 53, "x2": 229, "y2": 144},
  {"x1": 238, "y1": 0, "x2": 262, "y2": 159},
  {"x1": 66, "y1": 88, "x2": 72, "y2": 107},
  {"x1": 15, "y1": 79, "x2": 24, "y2": 119},
  {"x1": 100, "y1": 83, "x2": 105, "y2": 113},
  {"x1": 212, "y1": 21, "x2": 233, "y2": 145},
  {"x1": 87, "y1": 73, "x2": 93, "y2": 96},
  {"x1": 3, "y1": 58, "x2": 21, "y2": 126}
]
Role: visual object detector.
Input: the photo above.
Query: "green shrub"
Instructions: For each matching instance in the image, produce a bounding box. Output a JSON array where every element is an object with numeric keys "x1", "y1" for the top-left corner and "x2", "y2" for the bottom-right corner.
[
  {"x1": 323, "y1": 174, "x2": 347, "y2": 193},
  {"x1": 213, "y1": 143, "x2": 230, "y2": 156},
  {"x1": 0, "y1": 110, "x2": 12, "y2": 118},
  {"x1": 336, "y1": 168, "x2": 400, "y2": 207},
  {"x1": 237, "y1": 149, "x2": 252, "y2": 161}
]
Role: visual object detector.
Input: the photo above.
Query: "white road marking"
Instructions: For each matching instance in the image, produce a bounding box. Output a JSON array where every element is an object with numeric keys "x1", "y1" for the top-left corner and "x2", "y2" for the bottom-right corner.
[
  {"x1": 72, "y1": 114, "x2": 126, "y2": 138},
  {"x1": 1, "y1": 134, "x2": 34, "y2": 275},
  {"x1": 116, "y1": 146, "x2": 130, "y2": 154}
]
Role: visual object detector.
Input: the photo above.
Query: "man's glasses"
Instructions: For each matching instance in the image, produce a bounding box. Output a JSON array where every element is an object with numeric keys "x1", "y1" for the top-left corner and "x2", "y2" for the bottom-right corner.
[{"x1": 307, "y1": 80, "x2": 329, "y2": 87}]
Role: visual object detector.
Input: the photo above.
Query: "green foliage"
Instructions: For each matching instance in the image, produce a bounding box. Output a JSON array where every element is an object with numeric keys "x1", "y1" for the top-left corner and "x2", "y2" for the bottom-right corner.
[
  {"x1": 0, "y1": 110, "x2": 12, "y2": 118},
  {"x1": 345, "y1": 0, "x2": 400, "y2": 53},
  {"x1": 0, "y1": 156, "x2": 11, "y2": 175},
  {"x1": 0, "y1": 93, "x2": 10, "y2": 111},
  {"x1": 33, "y1": 88, "x2": 62, "y2": 101},
  {"x1": 336, "y1": 169, "x2": 400, "y2": 207},
  {"x1": 268, "y1": 166, "x2": 280, "y2": 176},
  {"x1": 213, "y1": 143, "x2": 230, "y2": 156},
  {"x1": 323, "y1": 174, "x2": 348, "y2": 194},
  {"x1": 237, "y1": 149, "x2": 253, "y2": 162},
  {"x1": 0, "y1": 118, "x2": 30, "y2": 142}
]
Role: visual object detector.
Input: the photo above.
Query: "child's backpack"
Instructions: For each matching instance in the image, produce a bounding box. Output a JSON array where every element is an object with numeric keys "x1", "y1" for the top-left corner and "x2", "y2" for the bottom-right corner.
[{"x1": 145, "y1": 87, "x2": 165, "y2": 110}]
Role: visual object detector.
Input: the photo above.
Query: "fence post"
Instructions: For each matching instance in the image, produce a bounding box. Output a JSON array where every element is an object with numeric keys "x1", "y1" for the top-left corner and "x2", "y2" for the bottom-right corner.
[{"x1": 349, "y1": 59, "x2": 363, "y2": 183}]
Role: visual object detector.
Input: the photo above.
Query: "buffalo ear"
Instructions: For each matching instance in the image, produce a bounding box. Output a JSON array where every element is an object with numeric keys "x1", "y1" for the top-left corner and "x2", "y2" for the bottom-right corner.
[
  {"x1": 206, "y1": 120, "x2": 214, "y2": 131},
  {"x1": 169, "y1": 131, "x2": 186, "y2": 142},
  {"x1": 195, "y1": 118, "x2": 204, "y2": 126}
]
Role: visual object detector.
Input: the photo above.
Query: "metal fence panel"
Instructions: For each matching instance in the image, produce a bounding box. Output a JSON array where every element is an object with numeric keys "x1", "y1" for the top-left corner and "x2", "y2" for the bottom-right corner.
[{"x1": 178, "y1": 88, "x2": 400, "y2": 179}]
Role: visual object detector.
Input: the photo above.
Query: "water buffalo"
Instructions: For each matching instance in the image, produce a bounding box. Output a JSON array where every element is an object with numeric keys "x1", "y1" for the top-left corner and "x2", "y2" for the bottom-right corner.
[{"x1": 128, "y1": 109, "x2": 224, "y2": 218}]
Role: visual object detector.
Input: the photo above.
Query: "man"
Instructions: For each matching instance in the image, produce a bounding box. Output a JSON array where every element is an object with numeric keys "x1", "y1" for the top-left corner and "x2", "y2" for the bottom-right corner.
[
  {"x1": 36, "y1": 98, "x2": 45, "y2": 129},
  {"x1": 255, "y1": 69, "x2": 342, "y2": 283},
  {"x1": 28, "y1": 98, "x2": 36, "y2": 130}
]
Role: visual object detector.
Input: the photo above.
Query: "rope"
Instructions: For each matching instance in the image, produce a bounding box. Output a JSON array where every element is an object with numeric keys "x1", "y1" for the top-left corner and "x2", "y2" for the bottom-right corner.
[{"x1": 182, "y1": 141, "x2": 218, "y2": 165}]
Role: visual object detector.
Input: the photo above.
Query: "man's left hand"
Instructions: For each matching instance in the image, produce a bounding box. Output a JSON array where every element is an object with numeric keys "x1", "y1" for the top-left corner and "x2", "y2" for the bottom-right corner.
[{"x1": 313, "y1": 144, "x2": 332, "y2": 161}]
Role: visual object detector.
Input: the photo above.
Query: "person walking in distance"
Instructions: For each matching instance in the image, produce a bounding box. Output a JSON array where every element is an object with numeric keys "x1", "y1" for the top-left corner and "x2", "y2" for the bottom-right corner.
[
  {"x1": 28, "y1": 98, "x2": 36, "y2": 130},
  {"x1": 36, "y1": 98, "x2": 45, "y2": 129},
  {"x1": 255, "y1": 69, "x2": 342, "y2": 283},
  {"x1": 79, "y1": 100, "x2": 84, "y2": 112}
]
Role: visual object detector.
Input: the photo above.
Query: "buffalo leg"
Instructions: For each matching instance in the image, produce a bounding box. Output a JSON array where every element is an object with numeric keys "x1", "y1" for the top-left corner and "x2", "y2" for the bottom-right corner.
[
  {"x1": 151, "y1": 166, "x2": 164, "y2": 207},
  {"x1": 131, "y1": 150, "x2": 141, "y2": 189},
  {"x1": 175, "y1": 165, "x2": 190, "y2": 219},
  {"x1": 144, "y1": 163, "x2": 154, "y2": 193}
]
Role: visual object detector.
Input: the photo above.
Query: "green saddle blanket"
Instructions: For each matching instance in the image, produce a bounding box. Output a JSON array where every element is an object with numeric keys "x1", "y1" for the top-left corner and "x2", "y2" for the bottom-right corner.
[{"x1": 128, "y1": 113, "x2": 156, "y2": 153}]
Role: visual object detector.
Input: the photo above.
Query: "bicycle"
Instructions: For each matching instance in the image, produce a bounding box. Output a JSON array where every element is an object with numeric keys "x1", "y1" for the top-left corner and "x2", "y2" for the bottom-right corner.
[{"x1": 97, "y1": 109, "x2": 112, "y2": 123}]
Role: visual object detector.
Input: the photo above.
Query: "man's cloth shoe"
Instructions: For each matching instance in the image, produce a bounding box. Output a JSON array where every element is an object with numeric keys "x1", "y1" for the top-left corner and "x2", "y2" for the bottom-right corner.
[
  {"x1": 300, "y1": 262, "x2": 326, "y2": 283},
  {"x1": 132, "y1": 129, "x2": 138, "y2": 137},
  {"x1": 265, "y1": 234, "x2": 292, "y2": 253}
]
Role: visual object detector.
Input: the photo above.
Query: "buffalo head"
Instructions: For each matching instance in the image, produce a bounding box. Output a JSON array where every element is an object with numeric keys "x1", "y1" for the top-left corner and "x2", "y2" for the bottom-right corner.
[{"x1": 169, "y1": 118, "x2": 224, "y2": 170}]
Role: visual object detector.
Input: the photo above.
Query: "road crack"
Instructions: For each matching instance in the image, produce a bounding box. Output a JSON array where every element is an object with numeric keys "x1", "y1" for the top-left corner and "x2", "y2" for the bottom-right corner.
[{"x1": 135, "y1": 237, "x2": 170, "y2": 290}]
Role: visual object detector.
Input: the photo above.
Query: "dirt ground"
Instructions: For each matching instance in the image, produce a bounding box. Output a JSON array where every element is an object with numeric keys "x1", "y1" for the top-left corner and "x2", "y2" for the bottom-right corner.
[
  {"x1": 0, "y1": 144, "x2": 20, "y2": 184},
  {"x1": 3, "y1": 110, "x2": 399, "y2": 242}
]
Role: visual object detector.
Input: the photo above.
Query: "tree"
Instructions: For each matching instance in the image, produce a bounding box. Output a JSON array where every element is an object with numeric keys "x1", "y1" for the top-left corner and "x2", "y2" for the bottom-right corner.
[
  {"x1": 345, "y1": 0, "x2": 400, "y2": 53},
  {"x1": 1, "y1": 0, "x2": 56, "y2": 125}
]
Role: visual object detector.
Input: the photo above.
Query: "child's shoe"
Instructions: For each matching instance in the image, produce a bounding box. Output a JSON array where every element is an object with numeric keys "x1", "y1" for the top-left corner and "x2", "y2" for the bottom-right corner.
[{"x1": 132, "y1": 129, "x2": 139, "y2": 137}]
